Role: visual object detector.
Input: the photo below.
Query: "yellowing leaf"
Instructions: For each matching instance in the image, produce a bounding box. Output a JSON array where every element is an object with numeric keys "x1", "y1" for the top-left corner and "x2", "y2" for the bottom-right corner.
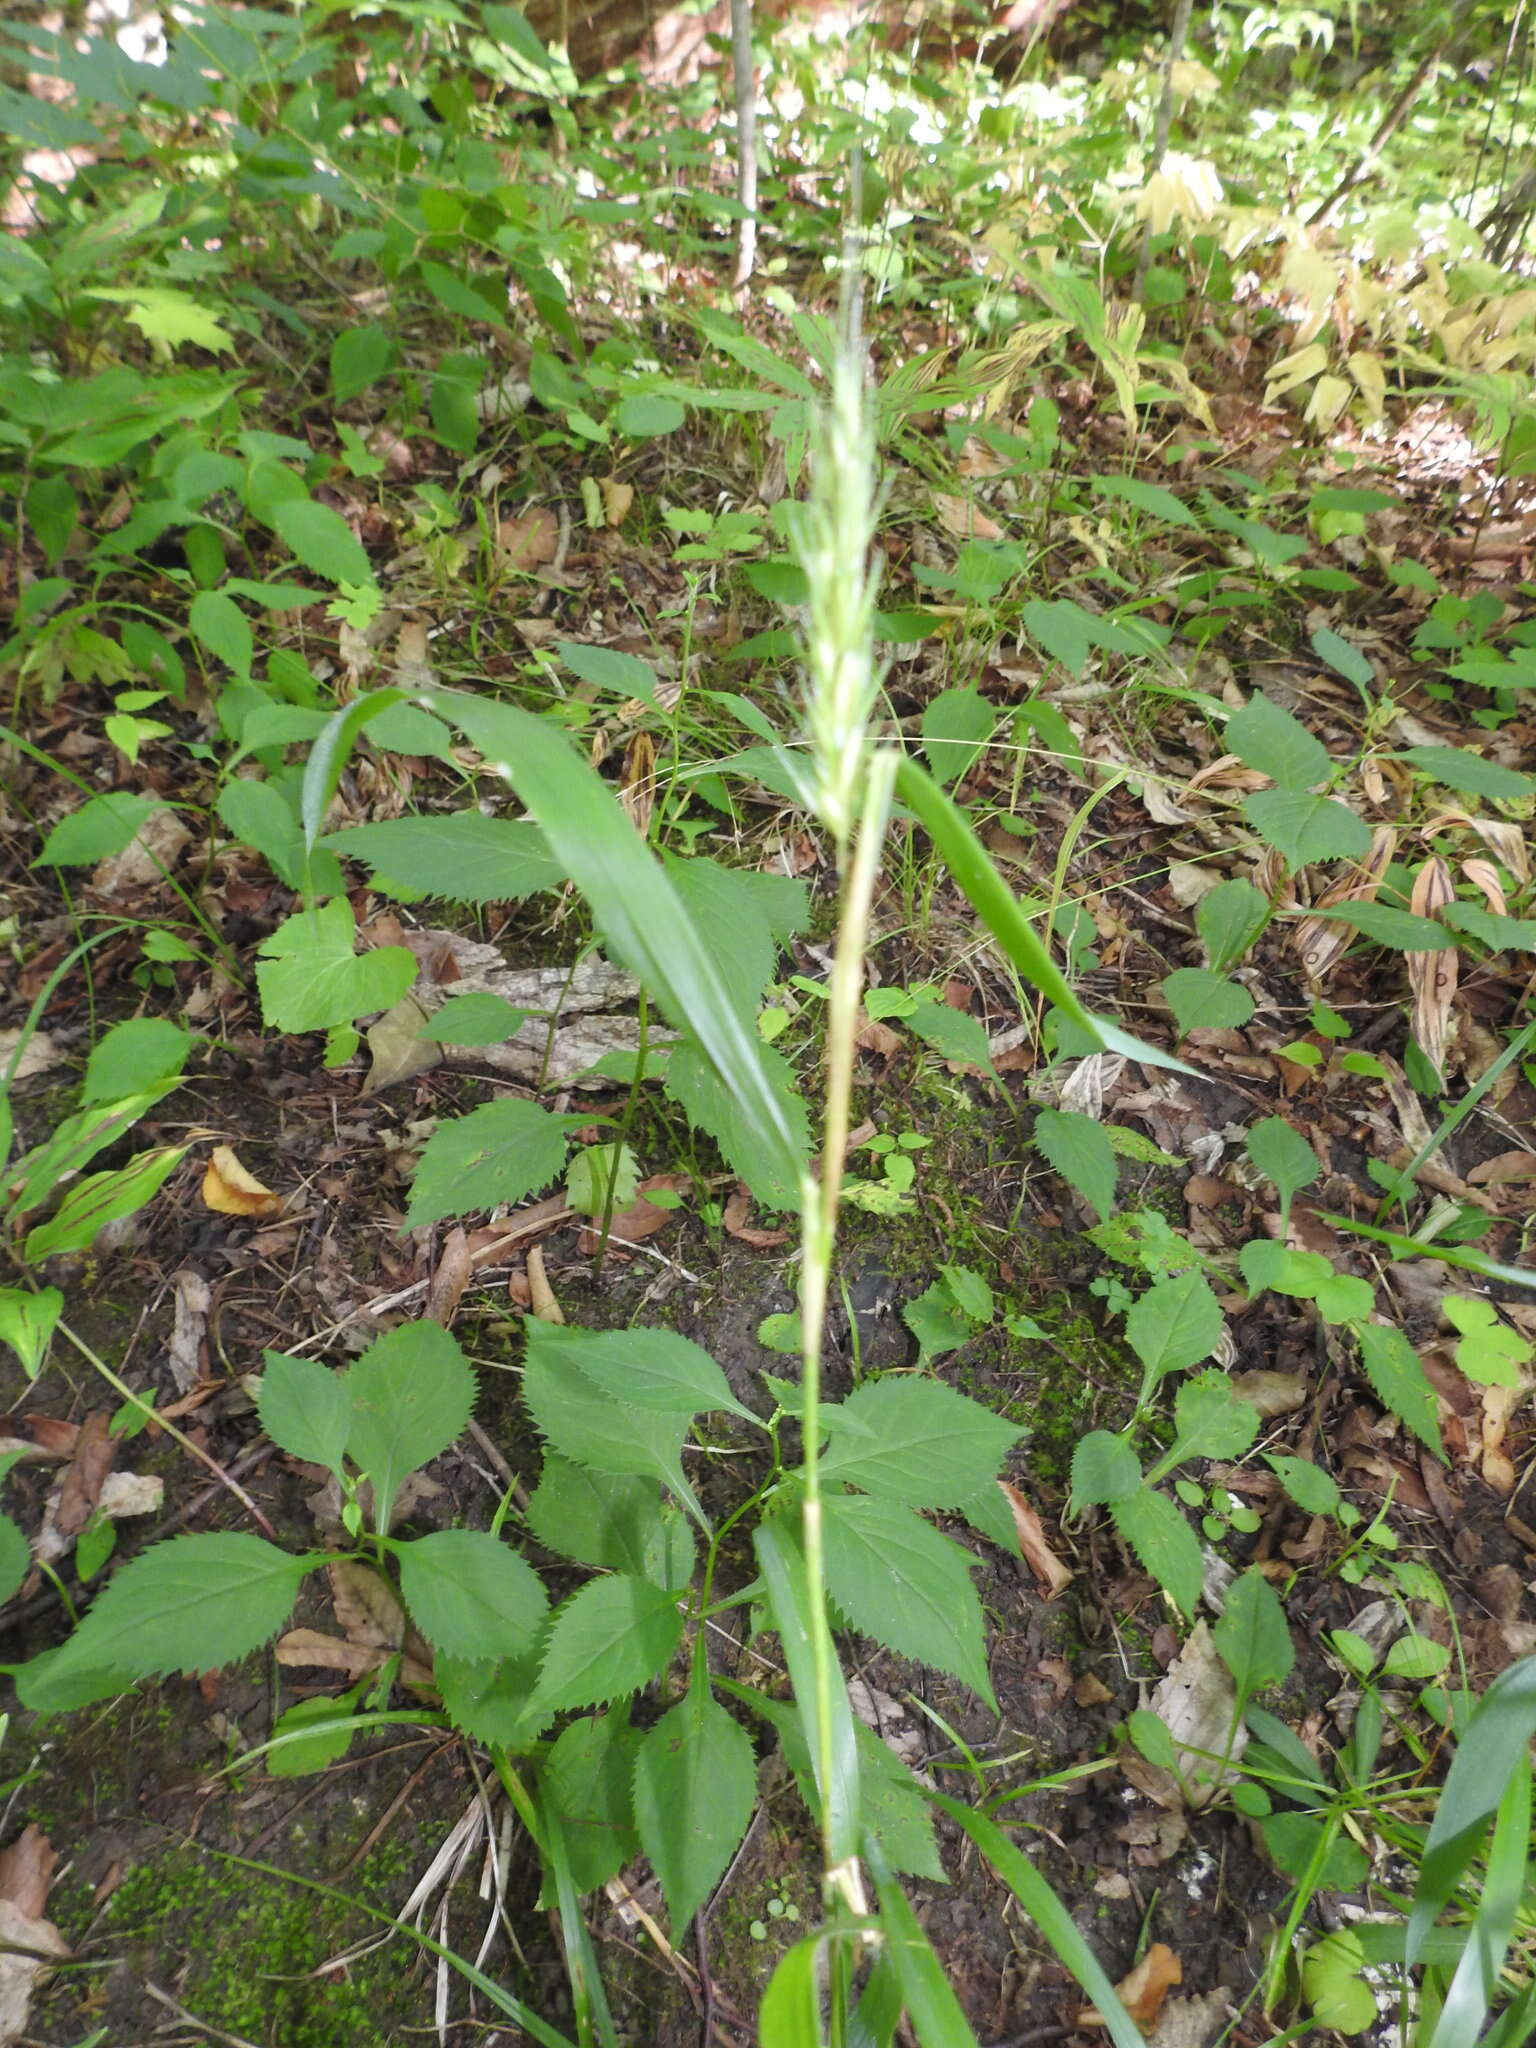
[
  {"x1": 85, "y1": 287, "x2": 235, "y2": 355},
  {"x1": 1264, "y1": 342, "x2": 1328, "y2": 405},
  {"x1": 202, "y1": 1145, "x2": 284, "y2": 1218}
]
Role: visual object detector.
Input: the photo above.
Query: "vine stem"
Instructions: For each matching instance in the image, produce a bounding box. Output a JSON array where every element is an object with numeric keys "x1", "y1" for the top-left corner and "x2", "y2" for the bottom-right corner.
[{"x1": 796, "y1": 745, "x2": 896, "y2": 1914}]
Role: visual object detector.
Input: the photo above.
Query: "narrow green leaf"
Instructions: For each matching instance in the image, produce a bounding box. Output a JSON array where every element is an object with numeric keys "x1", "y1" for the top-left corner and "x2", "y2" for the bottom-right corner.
[
  {"x1": 1409, "y1": 1657, "x2": 1536, "y2": 1967},
  {"x1": 892, "y1": 759, "x2": 1196, "y2": 1075},
  {"x1": 1307, "y1": 901, "x2": 1455, "y2": 949},
  {"x1": 866, "y1": 1839, "x2": 979, "y2": 2048},
  {"x1": 755, "y1": 1515, "x2": 861, "y2": 1867},
  {"x1": 758, "y1": 1938, "x2": 825, "y2": 2047},
  {"x1": 1396, "y1": 747, "x2": 1535, "y2": 801},
  {"x1": 932, "y1": 1797, "x2": 1145, "y2": 2048},
  {"x1": 412, "y1": 690, "x2": 807, "y2": 1197},
  {"x1": 0, "y1": 1285, "x2": 64, "y2": 1379},
  {"x1": 23, "y1": 1146, "x2": 187, "y2": 1262}
]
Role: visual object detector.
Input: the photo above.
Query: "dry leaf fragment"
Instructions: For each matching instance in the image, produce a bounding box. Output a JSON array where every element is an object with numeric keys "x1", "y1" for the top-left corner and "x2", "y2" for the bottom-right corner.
[
  {"x1": 933, "y1": 491, "x2": 1001, "y2": 541},
  {"x1": 999, "y1": 1480, "x2": 1073, "y2": 1596},
  {"x1": 722, "y1": 1184, "x2": 791, "y2": 1249},
  {"x1": 496, "y1": 506, "x2": 558, "y2": 570},
  {"x1": 424, "y1": 1225, "x2": 471, "y2": 1329},
  {"x1": 1145, "y1": 1621, "x2": 1244, "y2": 1810},
  {"x1": 1292, "y1": 827, "x2": 1395, "y2": 984},
  {"x1": 0, "y1": 1825, "x2": 69, "y2": 2046},
  {"x1": 1407, "y1": 857, "x2": 1456, "y2": 1079},
  {"x1": 1082, "y1": 1942, "x2": 1182, "y2": 2032},
  {"x1": 618, "y1": 730, "x2": 657, "y2": 837},
  {"x1": 1461, "y1": 857, "x2": 1507, "y2": 915},
  {"x1": 526, "y1": 1243, "x2": 564, "y2": 1323},
  {"x1": 600, "y1": 478, "x2": 634, "y2": 526},
  {"x1": 202, "y1": 1146, "x2": 283, "y2": 1219},
  {"x1": 167, "y1": 1268, "x2": 211, "y2": 1394}
]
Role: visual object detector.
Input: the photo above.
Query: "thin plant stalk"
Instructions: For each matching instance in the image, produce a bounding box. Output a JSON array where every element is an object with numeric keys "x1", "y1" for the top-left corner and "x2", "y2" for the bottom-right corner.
[{"x1": 796, "y1": 746, "x2": 896, "y2": 1915}]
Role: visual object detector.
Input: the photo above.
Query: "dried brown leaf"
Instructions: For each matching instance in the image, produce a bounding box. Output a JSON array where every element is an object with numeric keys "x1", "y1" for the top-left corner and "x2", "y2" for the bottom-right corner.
[
  {"x1": 1292, "y1": 826, "x2": 1396, "y2": 983},
  {"x1": 999, "y1": 1480, "x2": 1073, "y2": 1596}
]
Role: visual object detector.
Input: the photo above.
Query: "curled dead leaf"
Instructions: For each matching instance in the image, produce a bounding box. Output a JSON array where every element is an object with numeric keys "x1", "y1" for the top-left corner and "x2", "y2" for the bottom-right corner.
[
  {"x1": 600, "y1": 477, "x2": 634, "y2": 526},
  {"x1": 0, "y1": 1825, "x2": 69, "y2": 2045},
  {"x1": 999, "y1": 1481, "x2": 1073, "y2": 1596},
  {"x1": 933, "y1": 491, "x2": 1001, "y2": 541},
  {"x1": 526, "y1": 1243, "x2": 564, "y2": 1323},
  {"x1": 1292, "y1": 827, "x2": 1395, "y2": 984},
  {"x1": 722, "y1": 1184, "x2": 792, "y2": 1249},
  {"x1": 1082, "y1": 1942, "x2": 1182, "y2": 2032},
  {"x1": 202, "y1": 1146, "x2": 283, "y2": 1219},
  {"x1": 1407, "y1": 857, "x2": 1456, "y2": 1081},
  {"x1": 496, "y1": 506, "x2": 558, "y2": 570},
  {"x1": 1460, "y1": 857, "x2": 1507, "y2": 915}
]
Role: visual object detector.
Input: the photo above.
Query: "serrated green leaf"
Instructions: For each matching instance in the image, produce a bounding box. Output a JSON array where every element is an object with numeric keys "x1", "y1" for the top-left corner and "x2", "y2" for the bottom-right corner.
[
  {"x1": 269, "y1": 498, "x2": 373, "y2": 587},
  {"x1": 821, "y1": 1495, "x2": 995, "y2": 1708},
  {"x1": 34, "y1": 791, "x2": 162, "y2": 867},
  {"x1": 522, "y1": 1338, "x2": 705, "y2": 1524},
  {"x1": 1307, "y1": 901, "x2": 1454, "y2": 950},
  {"x1": 436, "y1": 1646, "x2": 551, "y2": 1751},
  {"x1": 1125, "y1": 1270, "x2": 1224, "y2": 1383},
  {"x1": 545, "y1": 1711, "x2": 641, "y2": 1894},
  {"x1": 397, "y1": 1528, "x2": 547, "y2": 1660},
  {"x1": 1264, "y1": 1454, "x2": 1341, "y2": 1515},
  {"x1": 526, "y1": 1456, "x2": 693, "y2": 1588},
  {"x1": 1246, "y1": 1117, "x2": 1320, "y2": 1203},
  {"x1": 326, "y1": 813, "x2": 564, "y2": 902},
  {"x1": 555, "y1": 639, "x2": 659, "y2": 702},
  {"x1": 1070, "y1": 1431, "x2": 1141, "y2": 1509},
  {"x1": 534, "y1": 1574, "x2": 683, "y2": 1713},
  {"x1": 1243, "y1": 788, "x2": 1371, "y2": 869},
  {"x1": 1212, "y1": 1572, "x2": 1302, "y2": 1703},
  {"x1": 1110, "y1": 1488, "x2": 1203, "y2": 1616},
  {"x1": 1354, "y1": 1320, "x2": 1442, "y2": 1456},
  {"x1": 0, "y1": 1513, "x2": 30, "y2": 1606},
  {"x1": 907, "y1": 996, "x2": 998, "y2": 1074},
  {"x1": 330, "y1": 323, "x2": 395, "y2": 403},
  {"x1": 524, "y1": 1319, "x2": 753, "y2": 1421},
  {"x1": 82, "y1": 1018, "x2": 191, "y2": 1103},
  {"x1": 1228, "y1": 694, "x2": 1330, "y2": 787},
  {"x1": 820, "y1": 1378, "x2": 1021, "y2": 1507},
  {"x1": 1441, "y1": 903, "x2": 1536, "y2": 954},
  {"x1": 45, "y1": 1532, "x2": 311, "y2": 1685},
  {"x1": 634, "y1": 1676, "x2": 756, "y2": 1928},
  {"x1": 663, "y1": 856, "x2": 808, "y2": 1018},
  {"x1": 405, "y1": 1097, "x2": 582, "y2": 1229},
  {"x1": 1311, "y1": 625, "x2": 1373, "y2": 690},
  {"x1": 1032, "y1": 1108, "x2": 1117, "y2": 1222},
  {"x1": 345, "y1": 1321, "x2": 477, "y2": 1529},
  {"x1": 1173, "y1": 1371, "x2": 1259, "y2": 1459},
  {"x1": 258, "y1": 1351, "x2": 350, "y2": 1475},
  {"x1": 921, "y1": 685, "x2": 994, "y2": 786},
  {"x1": 255, "y1": 896, "x2": 417, "y2": 1036},
  {"x1": 1161, "y1": 967, "x2": 1254, "y2": 1034},
  {"x1": 418, "y1": 993, "x2": 529, "y2": 1045},
  {"x1": 1239, "y1": 1240, "x2": 1332, "y2": 1298},
  {"x1": 188, "y1": 590, "x2": 252, "y2": 676},
  {"x1": 1197, "y1": 877, "x2": 1273, "y2": 970},
  {"x1": 1395, "y1": 747, "x2": 1535, "y2": 800}
]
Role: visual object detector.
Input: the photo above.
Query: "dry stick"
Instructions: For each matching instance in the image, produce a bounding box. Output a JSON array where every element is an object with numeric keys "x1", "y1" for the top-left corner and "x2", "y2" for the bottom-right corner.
[
  {"x1": 1130, "y1": 0, "x2": 1194, "y2": 305},
  {"x1": 729, "y1": 0, "x2": 759, "y2": 287}
]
